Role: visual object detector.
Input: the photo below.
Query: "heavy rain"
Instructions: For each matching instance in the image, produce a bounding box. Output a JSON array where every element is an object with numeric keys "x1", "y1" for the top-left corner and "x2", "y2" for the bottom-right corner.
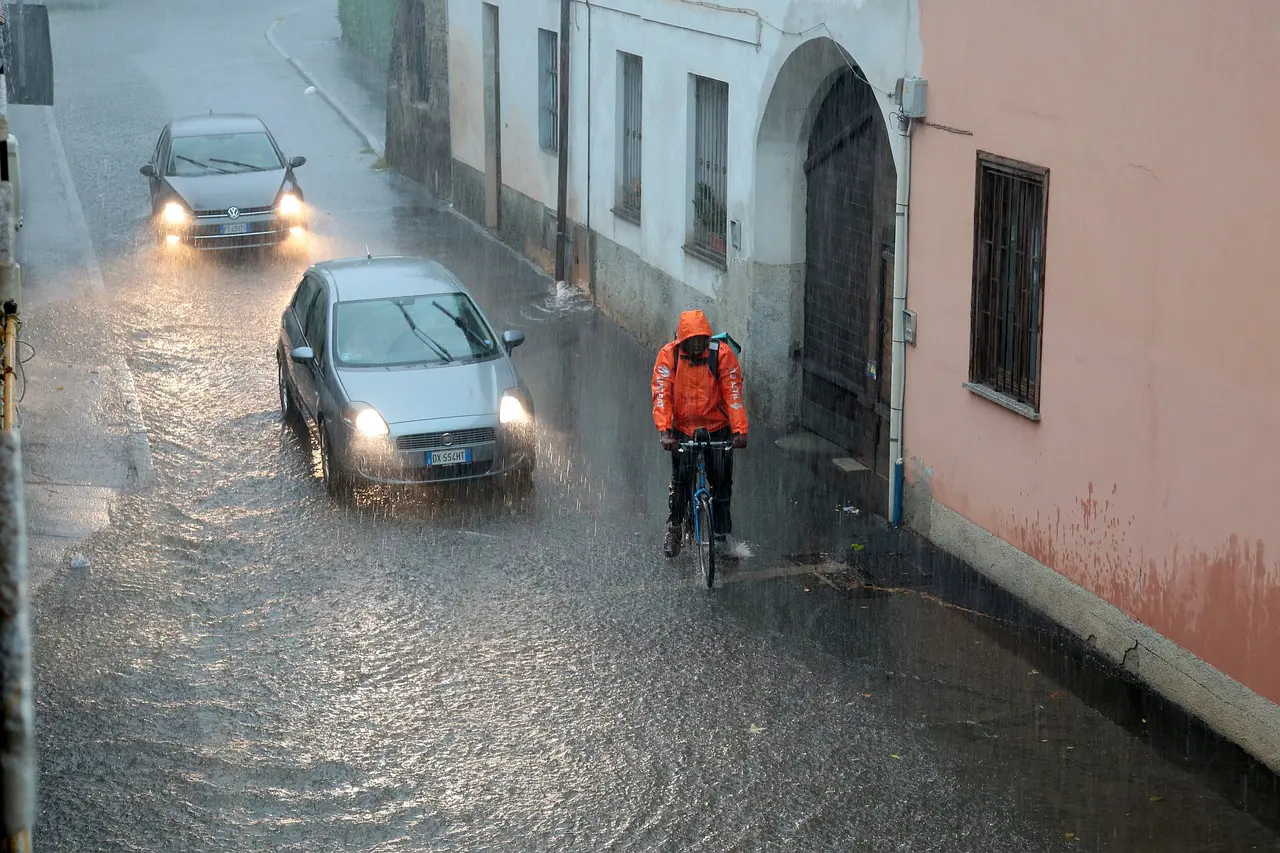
[{"x1": 4, "y1": 0, "x2": 1278, "y2": 851}]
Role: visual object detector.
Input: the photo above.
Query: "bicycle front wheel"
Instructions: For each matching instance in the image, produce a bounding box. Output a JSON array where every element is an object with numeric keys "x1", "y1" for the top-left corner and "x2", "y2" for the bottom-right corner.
[{"x1": 695, "y1": 495, "x2": 715, "y2": 589}]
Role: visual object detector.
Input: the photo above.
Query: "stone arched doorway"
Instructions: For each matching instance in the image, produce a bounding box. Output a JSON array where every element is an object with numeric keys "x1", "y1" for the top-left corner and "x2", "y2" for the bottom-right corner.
[{"x1": 799, "y1": 66, "x2": 897, "y2": 483}]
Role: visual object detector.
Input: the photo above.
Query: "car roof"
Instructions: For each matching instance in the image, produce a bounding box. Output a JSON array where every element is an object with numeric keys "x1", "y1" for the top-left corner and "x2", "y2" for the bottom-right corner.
[
  {"x1": 169, "y1": 113, "x2": 270, "y2": 138},
  {"x1": 315, "y1": 256, "x2": 471, "y2": 303}
]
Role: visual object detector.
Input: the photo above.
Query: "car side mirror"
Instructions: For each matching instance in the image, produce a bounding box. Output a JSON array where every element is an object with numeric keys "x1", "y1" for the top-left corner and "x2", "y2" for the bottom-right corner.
[
  {"x1": 289, "y1": 156, "x2": 307, "y2": 169},
  {"x1": 501, "y1": 330, "x2": 526, "y2": 353},
  {"x1": 290, "y1": 346, "x2": 315, "y2": 365},
  {"x1": 139, "y1": 164, "x2": 155, "y2": 177}
]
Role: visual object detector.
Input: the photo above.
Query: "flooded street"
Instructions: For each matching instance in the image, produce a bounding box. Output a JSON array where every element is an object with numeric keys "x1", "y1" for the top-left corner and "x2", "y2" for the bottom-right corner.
[{"x1": 13, "y1": 1, "x2": 1280, "y2": 851}]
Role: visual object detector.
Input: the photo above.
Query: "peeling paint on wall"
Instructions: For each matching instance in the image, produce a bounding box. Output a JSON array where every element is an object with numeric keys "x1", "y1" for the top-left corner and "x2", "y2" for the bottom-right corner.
[{"x1": 1001, "y1": 484, "x2": 1280, "y2": 705}]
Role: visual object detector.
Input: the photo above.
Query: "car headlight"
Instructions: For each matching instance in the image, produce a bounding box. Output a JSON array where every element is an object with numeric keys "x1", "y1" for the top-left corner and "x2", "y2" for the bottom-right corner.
[
  {"x1": 343, "y1": 404, "x2": 389, "y2": 437},
  {"x1": 162, "y1": 201, "x2": 188, "y2": 225},
  {"x1": 500, "y1": 393, "x2": 528, "y2": 424},
  {"x1": 277, "y1": 192, "x2": 304, "y2": 217}
]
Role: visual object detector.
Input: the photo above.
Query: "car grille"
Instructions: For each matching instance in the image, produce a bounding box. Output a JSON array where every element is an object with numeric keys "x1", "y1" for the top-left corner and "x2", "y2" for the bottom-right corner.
[
  {"x1": 185, "y1": 229, "x2": 288, "y2": 250},
  {"x1": 194, "y1": 205, "x2": 275, "y2": 219},
  {"x1": 395, "y1": 427, "x2": 497, "y2": 451}
]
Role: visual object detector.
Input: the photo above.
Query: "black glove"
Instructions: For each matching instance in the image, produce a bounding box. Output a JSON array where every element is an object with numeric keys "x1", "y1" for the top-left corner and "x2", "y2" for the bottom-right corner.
[
  {"x1": 732, "y1": 433, "x2": 748, "y2": 450},
  {"x1": 660, "y1": 431, "x2": 679, "y2": 452}
]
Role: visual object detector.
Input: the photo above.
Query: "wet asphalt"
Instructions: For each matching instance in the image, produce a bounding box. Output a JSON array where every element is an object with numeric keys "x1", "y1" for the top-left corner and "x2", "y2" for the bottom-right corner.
[{"x1": 14, "y1": 1, "x2": 1280, "y2": 851}]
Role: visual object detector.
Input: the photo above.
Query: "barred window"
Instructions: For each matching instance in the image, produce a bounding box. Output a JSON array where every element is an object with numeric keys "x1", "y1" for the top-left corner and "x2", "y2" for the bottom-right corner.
[
  {"x1": 537, "y1": 28, "x2": 558, "y2": 153},
  {"x1": 968, "y1": 152, "x2": 1049, "y2": 415},
  {"x1": 615, "y1": 52, "x2": 643, "y2": 223},
  {"x1": 689, "y1": 75, "x2": 728, "y2": 263}
]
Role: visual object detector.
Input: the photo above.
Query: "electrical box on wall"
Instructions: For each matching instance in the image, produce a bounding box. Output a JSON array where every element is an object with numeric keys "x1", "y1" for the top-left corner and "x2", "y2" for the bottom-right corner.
[
  {"x1": 896, "y1": 76, "x2": 928, "y2": 119},
  {"x1": 903, "y1": 309, "x2": 918, "y2": 346}
]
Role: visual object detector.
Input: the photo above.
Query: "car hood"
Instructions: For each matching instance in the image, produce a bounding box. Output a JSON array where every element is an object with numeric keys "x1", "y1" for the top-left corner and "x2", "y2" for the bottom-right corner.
[
  {"x1": 336, "y1": 358, "x2": 516, "y2": 425},
  {"x1": 166, "y1": 170, "x2": 287, "y2": 211}
]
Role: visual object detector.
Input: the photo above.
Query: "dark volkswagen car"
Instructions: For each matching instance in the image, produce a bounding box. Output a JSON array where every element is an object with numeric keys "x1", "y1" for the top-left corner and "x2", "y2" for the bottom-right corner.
[
  {"x1": 277, "y1": 255, "x2": 537, "y2": 498},
  {"x1": 140, "y1": 113, "x2": 309, "y2": 251}
]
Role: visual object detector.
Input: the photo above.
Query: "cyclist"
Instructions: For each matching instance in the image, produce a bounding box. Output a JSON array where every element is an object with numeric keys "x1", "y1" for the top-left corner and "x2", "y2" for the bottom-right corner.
[{"x1": 651, "y1": 309, "x2": 749, "y2": 559}]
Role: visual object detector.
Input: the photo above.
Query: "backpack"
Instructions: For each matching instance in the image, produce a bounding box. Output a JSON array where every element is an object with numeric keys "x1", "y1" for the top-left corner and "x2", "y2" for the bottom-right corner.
[{"x1": 672, "y1": 332, "x2": 741, "y2": 380}]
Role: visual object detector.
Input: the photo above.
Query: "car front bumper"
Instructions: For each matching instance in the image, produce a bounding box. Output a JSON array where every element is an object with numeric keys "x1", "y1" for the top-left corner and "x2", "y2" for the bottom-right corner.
[
  {"x1": 338, "y1": 416, "x2": 536, "y2": 486},
  {"x1": 161, "y1": 209, "x2": 308, "y2": 251}
]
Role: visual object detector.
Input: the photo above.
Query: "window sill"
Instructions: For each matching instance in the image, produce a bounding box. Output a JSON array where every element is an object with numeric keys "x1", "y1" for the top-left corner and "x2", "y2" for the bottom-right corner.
[
  {"x1": 682, "y1": 242, "x2": 727, "y2": 271},
  {"x1": 541, "y1": 146, "x2": 559, "y2": 157},
  {"x1": 612, "y1": 206, "x2": 641, "y2": 226},
  {"x1": 963, "y1": 381, "x2": 1042, "y2": 421}
]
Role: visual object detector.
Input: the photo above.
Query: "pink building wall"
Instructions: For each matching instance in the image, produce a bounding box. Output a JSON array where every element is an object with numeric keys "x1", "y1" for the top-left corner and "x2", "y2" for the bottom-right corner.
[{"x1": 908, "y1": 0, "x2": 1280, "y2": 703}]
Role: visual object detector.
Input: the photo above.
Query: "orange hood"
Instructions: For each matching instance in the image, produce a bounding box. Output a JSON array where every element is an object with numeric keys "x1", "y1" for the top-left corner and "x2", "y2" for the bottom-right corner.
[{"x1": 674, "y1": 310, "x2": 714, "y2": 344}]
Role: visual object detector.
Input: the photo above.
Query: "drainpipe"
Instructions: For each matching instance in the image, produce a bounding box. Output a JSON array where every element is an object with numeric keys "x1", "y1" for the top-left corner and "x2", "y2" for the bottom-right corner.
[
  {"x1": 553, "y1": 0, "x2": 572, "y2": 283},
  {"x1": 584, "y1": 4, "x2": 592, "y2": 235},
  {"x1": 887, "y1": 111, "x2": 914, "y2": 526}
]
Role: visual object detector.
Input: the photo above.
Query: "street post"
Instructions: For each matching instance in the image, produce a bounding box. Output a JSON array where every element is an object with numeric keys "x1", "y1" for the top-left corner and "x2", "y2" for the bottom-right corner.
[{"x1": 0, "y1": 5, "x2": 33, "y2": 848}]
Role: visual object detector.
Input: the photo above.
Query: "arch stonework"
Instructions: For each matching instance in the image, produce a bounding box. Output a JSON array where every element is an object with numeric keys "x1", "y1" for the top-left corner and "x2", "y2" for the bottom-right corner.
[{"x1": 745, "y1": 36, "x2": 899, "y2": 437}]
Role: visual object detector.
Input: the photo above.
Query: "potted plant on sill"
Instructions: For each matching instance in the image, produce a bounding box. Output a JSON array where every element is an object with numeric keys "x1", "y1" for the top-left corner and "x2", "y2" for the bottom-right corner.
[{"x1": 693, "y1": 181, "x2": 727, "y2": 256}]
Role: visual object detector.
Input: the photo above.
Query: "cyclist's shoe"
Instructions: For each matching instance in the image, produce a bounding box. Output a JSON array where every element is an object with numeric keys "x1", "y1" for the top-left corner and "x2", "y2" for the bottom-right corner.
[{"x1": 663, "y1": 523, "x2": 683, "y2": 559}]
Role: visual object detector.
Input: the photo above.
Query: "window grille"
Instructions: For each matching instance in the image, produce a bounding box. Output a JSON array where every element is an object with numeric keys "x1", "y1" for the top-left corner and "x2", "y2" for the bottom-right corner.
[
  {"x1": 968, "y1": 152, "x2": 1049, "y2": 412},
  {"x1": 690, "y1": 75, "x2": 728, "y2": 260},
  {"x1": 616, "y1": 52, "x2": 643, "y2": 221},
  {"x1": 538, "y1": 28, "x2": 559, "y2": 153}
]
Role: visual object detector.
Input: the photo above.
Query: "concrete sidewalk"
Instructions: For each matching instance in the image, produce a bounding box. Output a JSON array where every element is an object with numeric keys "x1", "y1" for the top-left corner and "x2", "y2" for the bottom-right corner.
[
  {"x1": 267, "y1": 6, "x2": 388, "y2": 158},
  {"x1": 10, "y1": 102, "x2": 153, "y2": 595}
]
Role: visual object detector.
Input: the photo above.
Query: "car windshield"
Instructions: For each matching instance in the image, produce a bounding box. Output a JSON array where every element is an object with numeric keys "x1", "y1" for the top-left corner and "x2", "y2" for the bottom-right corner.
[
  {"x1": 168, "y1": 131, "x2": 283, "y2": 176},
  {"x1": 333, "y1": 292, "x2": 501, "y2": 368}
]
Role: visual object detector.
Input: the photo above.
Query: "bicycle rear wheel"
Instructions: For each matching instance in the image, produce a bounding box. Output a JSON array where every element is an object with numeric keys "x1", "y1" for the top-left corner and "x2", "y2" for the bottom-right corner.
[{"x1": 695, "y1": 495, "x2": 715, "y2": 588}]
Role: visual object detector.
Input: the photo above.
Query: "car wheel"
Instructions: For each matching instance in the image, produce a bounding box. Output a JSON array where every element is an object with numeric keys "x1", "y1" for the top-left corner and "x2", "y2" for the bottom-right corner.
[
  {"x1": 318, "y1": 421, "x2": 352, "y2": 500},
  {"x1": 277, "y1": 355, "x2": 301, "y2": 425}
]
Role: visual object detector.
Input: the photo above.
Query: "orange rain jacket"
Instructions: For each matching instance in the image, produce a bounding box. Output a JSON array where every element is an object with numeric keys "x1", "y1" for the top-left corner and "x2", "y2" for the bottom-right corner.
[{"x1": 651, "y1": 310, "x2": 749, "y2": 437}]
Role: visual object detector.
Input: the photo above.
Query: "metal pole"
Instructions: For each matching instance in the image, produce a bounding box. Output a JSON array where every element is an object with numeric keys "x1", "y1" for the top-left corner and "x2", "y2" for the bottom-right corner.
[
  {"x1": 12, "y1": 0, "x2": 23, "y2": 104},
  {"x1": 887, "y1": 113, "x2": 913, "y2": 525},
  {"x1": 1, "y1": 305, "x2": 13, "y2": 432},
  {"x1": 553, "y1": 0, "x2": 571, "y2": 283},
  {"x1": 0, "y1": 428, "x2": 31, "y2": 853}
]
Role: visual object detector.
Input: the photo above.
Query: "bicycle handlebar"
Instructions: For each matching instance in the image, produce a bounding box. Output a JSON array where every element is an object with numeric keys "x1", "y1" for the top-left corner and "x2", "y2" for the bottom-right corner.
[{"x1": 676, "y1": 440, "x2": 734, "y2": 453}]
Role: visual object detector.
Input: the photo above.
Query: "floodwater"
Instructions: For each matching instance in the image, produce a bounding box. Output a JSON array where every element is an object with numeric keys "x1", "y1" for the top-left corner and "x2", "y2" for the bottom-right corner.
[{"x1": 13, "y1": 0, "x2": 1279, "y2": 851}]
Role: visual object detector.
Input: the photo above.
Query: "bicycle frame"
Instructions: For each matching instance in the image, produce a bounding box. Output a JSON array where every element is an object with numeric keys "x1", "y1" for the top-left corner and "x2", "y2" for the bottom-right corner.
[{"x1": 676, "y1": 435, "x2": 733, "y2": 545}]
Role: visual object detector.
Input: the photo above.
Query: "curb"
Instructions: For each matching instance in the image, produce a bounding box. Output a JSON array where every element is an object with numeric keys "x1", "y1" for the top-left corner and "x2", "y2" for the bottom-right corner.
[{"x1": 265, "y1": 16, "x2": 386, "y2": 159}]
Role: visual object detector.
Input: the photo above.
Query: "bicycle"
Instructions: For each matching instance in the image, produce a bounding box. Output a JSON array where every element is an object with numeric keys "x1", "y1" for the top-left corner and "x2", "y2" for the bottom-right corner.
[{"x1": 676, "y1": 428, "x2": 734, "y2": 588}]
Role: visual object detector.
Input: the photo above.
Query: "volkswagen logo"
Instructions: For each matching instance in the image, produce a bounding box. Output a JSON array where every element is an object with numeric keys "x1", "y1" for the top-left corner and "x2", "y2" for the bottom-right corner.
[
  {"x1": 440, "y1": 433, "x2": 454, "y2": 446},
  {"x1": 227, "y1": 207, "x2": 240, "y2": 219}
]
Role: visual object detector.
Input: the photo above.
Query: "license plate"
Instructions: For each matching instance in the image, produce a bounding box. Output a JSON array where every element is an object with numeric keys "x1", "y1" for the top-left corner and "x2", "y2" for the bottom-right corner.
[
  {"x1": 220, "y1": 222, "x2": 249, "y2": 235},
  {"x1": 426, "y1": 448, "x2": 471, "y2": 466}
]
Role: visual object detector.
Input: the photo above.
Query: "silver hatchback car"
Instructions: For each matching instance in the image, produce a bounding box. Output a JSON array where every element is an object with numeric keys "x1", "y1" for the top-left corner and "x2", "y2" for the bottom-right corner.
[{"x1": 276, "y1": 255, "x2": 536, "y2": 497}]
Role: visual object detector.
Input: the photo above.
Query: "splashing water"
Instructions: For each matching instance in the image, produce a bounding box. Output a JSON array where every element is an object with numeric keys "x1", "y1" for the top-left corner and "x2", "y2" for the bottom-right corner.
[{"x1": 520, "y1": 280, "x2": 594, "y2": 323}]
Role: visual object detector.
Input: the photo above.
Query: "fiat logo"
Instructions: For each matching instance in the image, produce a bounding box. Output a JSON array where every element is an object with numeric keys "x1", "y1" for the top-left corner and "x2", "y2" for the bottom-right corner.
[
  {"x1": 440, "y1": 433, "x2": 454, "y2": 446},
  {"x1": 227, "y1": 207, "x2": 240, "y2": 219}
]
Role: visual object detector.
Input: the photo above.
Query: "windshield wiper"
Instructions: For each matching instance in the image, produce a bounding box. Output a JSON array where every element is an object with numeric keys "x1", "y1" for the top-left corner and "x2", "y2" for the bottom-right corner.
[
  {"x1": 432, "y1": 301, "x2": 491, "y2": 351},
  {"x1": 209, "y1": 157, "x2": 266, "y2": 172},
  {"x1": 175, "y1": 154, "x2": 231, "y2": 174},
  {"x1": 396, "y1": 302, "x2": 453, "y2": 362}
]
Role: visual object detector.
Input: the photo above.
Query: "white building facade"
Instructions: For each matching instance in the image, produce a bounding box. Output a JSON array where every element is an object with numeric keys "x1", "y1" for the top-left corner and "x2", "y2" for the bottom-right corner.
[{"x1": 445, "y1": 0, "x2": 921, "y2": 503}]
